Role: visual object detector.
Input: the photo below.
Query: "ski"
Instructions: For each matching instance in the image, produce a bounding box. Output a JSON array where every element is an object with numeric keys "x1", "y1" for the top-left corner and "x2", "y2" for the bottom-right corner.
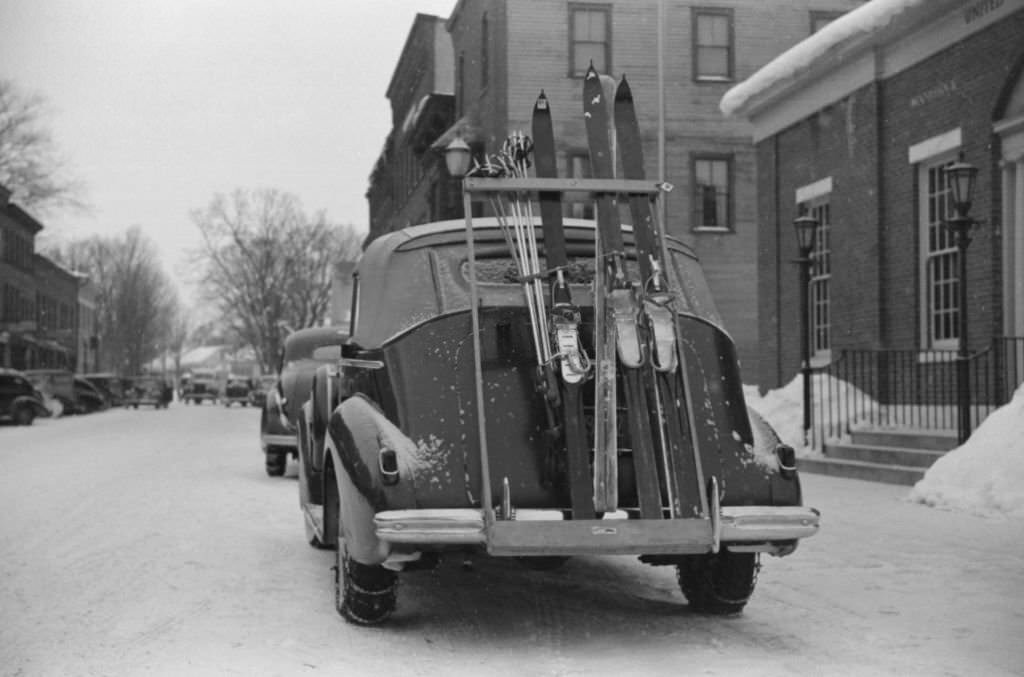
[
  {"x1": 531, "y1": 91, "x2": 594, "y2": 519},
  {"x1": 583, "y1": 64, "x2": 662, "y2": 519},
  {"x1": 613, "y1": 75, "x2": 702, "y2": 519}
]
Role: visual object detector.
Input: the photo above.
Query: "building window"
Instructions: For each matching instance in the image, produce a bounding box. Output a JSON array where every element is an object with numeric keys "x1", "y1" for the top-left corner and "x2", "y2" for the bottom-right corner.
[
  {"x1": 693, "y1": 8, "x2": 733, "y2": 82},
  {"x1": 481, "y1": 13, "x2": 489, "y2": 90},
  {"x1": 569, "y1": 4, "x2": 610, "y2": 77},
  {"x1": 806, "y1": 200, "x2": 832, "y2": 359},
  {"x1": 919, "y1": 155, "x2": 959, "y2": 350},
  {"x1": 692, "y1": 155, "x2": 732, "y2": 230},
  {"x1": 809, "y1": 10, "x2": 844, "y2": 34},
  {"x1": 567, "y1": 152, "x2": 594, "y2": 220}
]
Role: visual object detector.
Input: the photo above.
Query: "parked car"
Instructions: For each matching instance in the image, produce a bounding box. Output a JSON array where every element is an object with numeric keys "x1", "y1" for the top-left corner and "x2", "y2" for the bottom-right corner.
[
  {"x1": 181, "y1": 368, "x2": 220, "y2": 405},
  {"x1": 222, "y1": 375, "x2": 252, "y2": 407},
  {"x1": 260, "y1": 327, "x2": 347, "y2": 477},
  {"x1": 0, "y1": 368, "x2": 51, "y2": 425},
  {"x1": 298, "y1": 216, "x2": 819, "y2": 625},
  {"x1": 123, "y1": 375, "x2": 172, "y2": 409},
  {"x1": 249, "y1": 375, "x2": 277, "y2": 409},
  {"x1": 82, "y1": 372, "x2": 125, "y2": 407},
  {"x1": 23, "y1": 369, "x2": 76, "y2": 415},
  {"x1": 72, "y1": 376, "x2": 109, "y2": 413}
]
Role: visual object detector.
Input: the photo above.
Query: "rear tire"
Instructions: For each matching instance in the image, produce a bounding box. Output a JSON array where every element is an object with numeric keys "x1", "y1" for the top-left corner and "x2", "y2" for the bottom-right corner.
[
  {"x1": 14, "y1": 405, "x2": 36, "y2": 426},
  {"x1": 334, "y1": 541, "x2": 396, "y2": 625},
  {"x1": 265, "y1": 449, "x2": 287, "y2": 477},
  {"x1": 677, "y1": 551, "x2": 759, "y2": 615}
]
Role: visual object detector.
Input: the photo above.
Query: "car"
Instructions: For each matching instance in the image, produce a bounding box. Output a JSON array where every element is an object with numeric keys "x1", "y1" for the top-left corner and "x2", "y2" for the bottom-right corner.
[
  {"x1": 298, "y1": 215, "x2": 819, "y2": 625},
  {"x1": 82, "y1": 372, "x2": 126, "y2": 407},
  {"x1": 23, "y1": 368, "x2": 76, "y2": 416},
  {"x1": 248, "y1": 375, "x2": 277, "y2": 409},
  {"x1": 181, "y1": 368, "x2": 220, "y2": 405},
  {"x1": 123, "y1": 375, "x2": 172, "y2": 409},
  {"x1": 260, "y1": 326, "x2": 347, "y2": 477},
  {"x1": 222, "y1": 375, "x2": 252, "y2": 407},
  {"x1": 72, "y1": 376, "x2": 109, "y2": 413},
  {"x1": 0, "y1": 368, "x2": 51, "y2": 425}
]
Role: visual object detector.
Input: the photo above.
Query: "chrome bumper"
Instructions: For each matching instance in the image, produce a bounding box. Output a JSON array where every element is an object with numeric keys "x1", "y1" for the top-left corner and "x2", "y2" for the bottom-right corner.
[
  {"x1": 261, "y1": 433, "x2": 297, "y2": 448},
  {"x1": 374, "y1": 505, "x2": 819, "y2": 556}
]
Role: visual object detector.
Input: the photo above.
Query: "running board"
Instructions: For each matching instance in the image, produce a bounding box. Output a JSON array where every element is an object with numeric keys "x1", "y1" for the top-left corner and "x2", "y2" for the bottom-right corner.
[{"x1": 374, "y1": 506, "x2": 819, "y2": 555}]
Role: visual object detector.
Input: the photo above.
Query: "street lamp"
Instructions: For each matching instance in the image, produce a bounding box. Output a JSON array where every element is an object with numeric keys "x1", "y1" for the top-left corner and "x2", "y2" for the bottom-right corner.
[
  {"x1": 444, "y1": 137, "x2": 472, "y2": 179},
  {"x1": 793, "y1": 214, "x2": 819, "y2": 446},
  {"x1": 944, "y1": 153, "x2": 980, "y2": 444}
]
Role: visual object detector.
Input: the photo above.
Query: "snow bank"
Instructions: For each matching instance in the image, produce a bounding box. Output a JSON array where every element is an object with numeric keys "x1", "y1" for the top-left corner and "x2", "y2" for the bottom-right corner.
[
  {"x1": 721, "y1": 0, "x2": 934, "y2": 116},
  {"x1": 909, "y1": 383, "x2": 1024, "y2": 518},
  {"x1": 744, "y1": 373, "x2": 876, "y2": 454}
]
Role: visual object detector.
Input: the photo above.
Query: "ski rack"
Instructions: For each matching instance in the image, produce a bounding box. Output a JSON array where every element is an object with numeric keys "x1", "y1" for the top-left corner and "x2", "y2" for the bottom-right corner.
[{"x1": 457, "y1": 175, "x2": 730, "y2": 555}]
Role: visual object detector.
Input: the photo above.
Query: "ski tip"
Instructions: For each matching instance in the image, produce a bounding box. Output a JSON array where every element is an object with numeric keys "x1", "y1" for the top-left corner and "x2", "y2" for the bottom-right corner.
[
  {"x1": 534, "y1": 89, "x2": 549, "y2": 113},
  {"x1": 615, "y1": 75, "x2": 632, "y2": 101},
  {"x1": 585, "y1": 62, "x2": 598, "y2": 79}
]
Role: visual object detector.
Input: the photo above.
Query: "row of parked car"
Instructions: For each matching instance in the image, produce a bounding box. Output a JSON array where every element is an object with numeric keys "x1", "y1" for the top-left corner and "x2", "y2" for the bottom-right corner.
[
  {"x1": 0, "y1": 368, "x2": 179, "y2": 425},
  {"x1": 180, "y1": 370, "x2": 277, "y2": 408}
]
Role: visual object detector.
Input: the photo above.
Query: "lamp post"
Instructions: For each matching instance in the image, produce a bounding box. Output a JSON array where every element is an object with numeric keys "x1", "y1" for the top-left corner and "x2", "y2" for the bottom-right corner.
[
  {"x1": 944, "y1": 153, "x2": 980, "y2": 444},
  {"x1": 793, "y1": 214, "x2": 819, "y2": 446}
]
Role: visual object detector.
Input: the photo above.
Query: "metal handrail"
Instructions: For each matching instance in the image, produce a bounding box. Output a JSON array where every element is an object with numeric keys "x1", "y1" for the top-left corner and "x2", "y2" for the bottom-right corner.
[{"x1": 809, "y1": 337, "x2": 1024, "y2": 448}]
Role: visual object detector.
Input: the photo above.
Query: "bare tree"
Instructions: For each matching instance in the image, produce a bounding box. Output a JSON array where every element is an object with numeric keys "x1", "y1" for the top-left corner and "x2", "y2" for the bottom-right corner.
[
  {"x1": 190, "y1": 188, "x2": 361, "y2": 371},
  {"x1": 0, "y1": 79, "x2": 84, "y2": 213},
  {"x1": 47, "y1": 228, "x2": 180, "y2": 375}
]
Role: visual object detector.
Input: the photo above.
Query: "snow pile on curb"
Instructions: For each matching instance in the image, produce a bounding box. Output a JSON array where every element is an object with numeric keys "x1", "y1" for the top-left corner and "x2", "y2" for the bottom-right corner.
[
  {"x1": 744, "y1": 374, "x2": 876, "y2": 455},
  {"x1": 909, "y1": 383, "x2": 1024, "y2": 518}
]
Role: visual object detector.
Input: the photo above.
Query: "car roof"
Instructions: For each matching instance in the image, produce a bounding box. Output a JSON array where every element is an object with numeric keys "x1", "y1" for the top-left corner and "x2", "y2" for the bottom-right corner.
[
  {"x1": 284, "y1": 326, "x2": 349, "y2": 360},
  {"x1": 351, "y1": 218, "x2": 716, "y2": 348}
]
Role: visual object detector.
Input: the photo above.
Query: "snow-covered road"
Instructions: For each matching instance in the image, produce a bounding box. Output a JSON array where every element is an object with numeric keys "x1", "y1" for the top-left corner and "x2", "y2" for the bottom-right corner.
[{"x1": 1, "y1": 405, "x2": 1022, "y2": 676}]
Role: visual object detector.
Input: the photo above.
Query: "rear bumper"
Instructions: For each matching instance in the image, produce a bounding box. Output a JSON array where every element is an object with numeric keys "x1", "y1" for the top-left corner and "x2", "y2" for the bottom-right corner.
[
  {"x1": 374, "y1": 505, "x2": 819, "y2": 556},
  {"x1": 261, "y1": 433, "x2": 297, "y2": 449}
]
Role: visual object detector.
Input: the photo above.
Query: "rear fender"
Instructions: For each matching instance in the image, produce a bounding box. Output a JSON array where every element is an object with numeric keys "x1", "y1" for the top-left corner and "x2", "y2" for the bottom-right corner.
[
  {"x1": 14, "y1": 396, "x2": 50, "y2": 418},
  {"x1": 326, "y1": 394, "x2": 419, "y2": 565}
]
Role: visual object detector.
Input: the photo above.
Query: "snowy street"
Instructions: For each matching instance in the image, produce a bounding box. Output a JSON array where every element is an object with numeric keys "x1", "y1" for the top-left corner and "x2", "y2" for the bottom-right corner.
[{"x1": 1, "y1": 405, "x2": 1022, "y2": 677}]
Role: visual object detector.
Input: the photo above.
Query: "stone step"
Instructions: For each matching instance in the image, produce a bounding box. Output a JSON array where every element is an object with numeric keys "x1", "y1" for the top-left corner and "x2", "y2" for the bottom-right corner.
[
  {"x1": 848, "y1": 428, "x2": 959, "y2": 451},
  {"x1": 797, "y1": 456, "x2": 926, "y2": 486},
  {"x1": 823, "y1": 442, "x2": 946, "y2": 468}
]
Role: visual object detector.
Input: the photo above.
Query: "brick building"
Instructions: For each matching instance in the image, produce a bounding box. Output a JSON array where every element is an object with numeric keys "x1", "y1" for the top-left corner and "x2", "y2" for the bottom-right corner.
[
  {"x1": 366, "y1": 13, "x2": 458, "y2": 240},
  {"x1": 32, "y1": 254, "x2": 78, "y2": 368},
  {"x1": 723, "y1": 0, "x2": 1024, "y2": 396},
  {"x1": 367, "y1": 0, "x2": 861, "y2": 376},
  {"x1": 0, "y1": 185, "x2": 80, "y2": 370}
]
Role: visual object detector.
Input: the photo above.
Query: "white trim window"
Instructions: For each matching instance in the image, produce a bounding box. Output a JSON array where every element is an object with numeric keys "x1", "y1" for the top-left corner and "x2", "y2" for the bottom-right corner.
[
  {"x1": 918, "y1": 154, "x2": 959, "y2": 350},
  {"x1": 808, "y1": 200, "x2": 831, "y2": 361}
]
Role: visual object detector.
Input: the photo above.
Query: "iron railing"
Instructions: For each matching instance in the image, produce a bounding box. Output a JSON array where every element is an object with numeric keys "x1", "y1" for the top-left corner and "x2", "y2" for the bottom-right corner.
[{"x1": 809, "y1": 336, "x2": 1024, "y2": 448}]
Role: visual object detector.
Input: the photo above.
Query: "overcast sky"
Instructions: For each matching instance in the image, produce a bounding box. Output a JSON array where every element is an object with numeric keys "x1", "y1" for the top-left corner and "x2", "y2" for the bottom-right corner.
[{"x1": 0, "y1": 0, "x2": 457, "y2": 284}]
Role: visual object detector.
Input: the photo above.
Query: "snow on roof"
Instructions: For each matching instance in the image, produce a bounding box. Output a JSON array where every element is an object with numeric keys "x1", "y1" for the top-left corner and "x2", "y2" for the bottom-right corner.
[{"x1": 721, "y1": 0, "x2": 939, "y2": 117}]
